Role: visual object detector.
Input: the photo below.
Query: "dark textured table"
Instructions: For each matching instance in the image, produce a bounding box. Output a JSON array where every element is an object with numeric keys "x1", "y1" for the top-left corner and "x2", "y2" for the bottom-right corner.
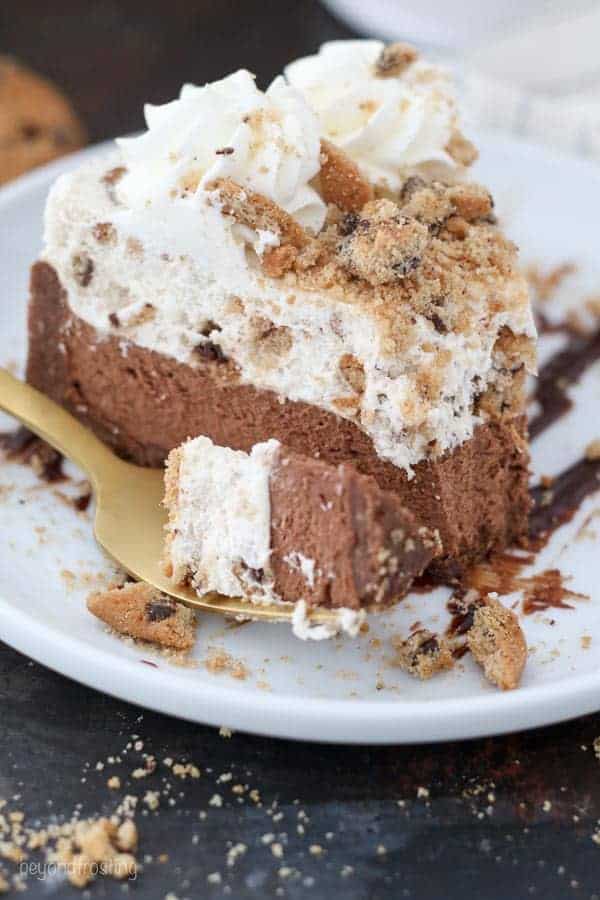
[{"x1": 1, "y1": 2, "x2": 600, "y2": 898}]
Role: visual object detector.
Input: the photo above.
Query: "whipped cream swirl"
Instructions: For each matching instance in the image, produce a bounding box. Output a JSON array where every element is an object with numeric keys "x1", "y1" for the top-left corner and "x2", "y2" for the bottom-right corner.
[
  {"x1": 285, "y1": 40, "x2": 463, "y2": 191},
  {"x1": 117, "y1": 70, "x2": 326, "y2": 232}
]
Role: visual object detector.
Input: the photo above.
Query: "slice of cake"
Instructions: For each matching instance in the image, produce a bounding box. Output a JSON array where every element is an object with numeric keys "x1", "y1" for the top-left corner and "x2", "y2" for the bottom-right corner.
[
  {"x1": 26, "y1": 41, "x2": 536, "y2": 581},
  {"x1": 163, "y1": 436, "x2": 440, "y2": 623}
]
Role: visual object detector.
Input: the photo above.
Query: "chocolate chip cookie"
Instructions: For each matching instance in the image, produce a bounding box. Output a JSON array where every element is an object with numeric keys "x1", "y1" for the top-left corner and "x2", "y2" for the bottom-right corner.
[{"x1": 0, "y1": 56, "x2": 86, "y2": 185}]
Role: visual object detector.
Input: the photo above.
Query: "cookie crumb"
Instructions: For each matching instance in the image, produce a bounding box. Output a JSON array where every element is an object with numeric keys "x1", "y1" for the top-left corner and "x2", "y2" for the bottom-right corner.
[
  {"x1": 374, "y1": 42, "x2": 418, "y2": 78},
  {"x1": 585, "y1": 439, "x2": 600, "y2": 461},
  {"x1": 392, "y1": 629, "x2": 454, "y2": 680},
  {"x1": 319, "y1": 139, "x2": 373, "y2": 213},
  {"x1": 467, "y1": 597, "x2": 527, "y2": 690},
  {"x1": 338, "y1": 199, "x2": 429, "y2": 285},
  {"x1": 87, "y1": 583, "x2": 197, "y2": 651}
]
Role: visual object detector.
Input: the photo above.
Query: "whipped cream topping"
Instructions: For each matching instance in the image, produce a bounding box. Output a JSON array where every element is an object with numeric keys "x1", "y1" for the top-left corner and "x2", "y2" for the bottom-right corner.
[
  {"x1": 285, "y1": 40, "x2": 462, "y2": 190},
  {"x1": 117, "y1": 70, "x2": 326, "y2": 233}
]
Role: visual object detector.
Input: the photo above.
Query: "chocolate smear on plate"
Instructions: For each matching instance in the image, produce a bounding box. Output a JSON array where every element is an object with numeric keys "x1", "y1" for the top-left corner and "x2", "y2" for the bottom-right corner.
[
  {"x1": 530, "y1": 457, "x2": 600, "y2": 548},
  {"x1": 0, "y1": 425, "x2": 66, "y2": 483},
  {"x1": 529, "y1": 325, "x2": 600, "y2": 440}
]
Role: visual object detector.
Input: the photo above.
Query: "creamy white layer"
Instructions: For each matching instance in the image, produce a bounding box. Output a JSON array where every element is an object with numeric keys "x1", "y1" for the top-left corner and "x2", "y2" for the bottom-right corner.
[
  {"x1": 43, "y1": 156, "x2": 535, "y2": 475},
  {"x1": 285, "y1": 40, "x2": 462, "y2": 190},
  {"x1": 167, "y1": 435, "x2": 279, "y2": 599}
]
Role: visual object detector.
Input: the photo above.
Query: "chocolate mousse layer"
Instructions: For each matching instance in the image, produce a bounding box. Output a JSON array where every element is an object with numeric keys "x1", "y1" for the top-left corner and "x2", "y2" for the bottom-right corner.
[
  {"x1": 269, "y1": 448, "x2": 439, "y2": 609},
  {"x1": 26, "y1": 261, "x2": 531, "y2": 580}
]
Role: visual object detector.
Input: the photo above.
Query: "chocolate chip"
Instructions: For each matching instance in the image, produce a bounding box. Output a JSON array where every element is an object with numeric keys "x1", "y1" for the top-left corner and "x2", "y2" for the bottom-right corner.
[
  {"x1": 93, "y1": 222, "x2": 117, "y2": 244},
  {"x1": 430, "y1": 313, "x2": 447, "y2": 334},
  {"x1": 339, "y1": 213, "x2": 359, "y2": 236},
  {"x1": 215, "y1": 146, "x2": 235, "y2": 155},
  {"x1": 391, "y1": 255, "x2": 421, "y2": 277},
  {"x1": 108, "y1": 312, "x2": 120, "y2": 327},
  {"x1": 194, "y1": 340, "x2": 228, "y2": 363},
  {"x1": 72, "y1": 253, "x2": 94, "y2": 287},
  {"x1": 247, "y1": 566, "x2": 264, "y2": 583},
  {"x1": 74, "y1": 492, "x2": 92, "y2": 512},
  {"x1": 199, "y1": 320, "x2": 222, "y2": 337},
  {"x1": 452, "y1": 604, "x2": 477, "y2": 635},
  {"x1": 145, "y1": 600, "x2": 176, "y2": 622},
  {"x1": 399, "y1": 176, "x2": 426, "y2": 203},
  {"x1": 102, "y1": 166, "x2": 126, "y2": 186},
  {"x1": 419, "y1": 636, "x2": 439, "y2": 655},
  {"x1": 20, "y1": 122, "x2": 41, "y2": 140},
  {"x1": 0, "y1": 426, "x2": 36, "y2": 455}
]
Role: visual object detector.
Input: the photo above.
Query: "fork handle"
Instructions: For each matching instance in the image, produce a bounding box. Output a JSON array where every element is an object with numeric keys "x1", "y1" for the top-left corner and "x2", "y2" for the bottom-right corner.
[{"x1": 0, "y1": 367, "x2": 120, "y2": 489}]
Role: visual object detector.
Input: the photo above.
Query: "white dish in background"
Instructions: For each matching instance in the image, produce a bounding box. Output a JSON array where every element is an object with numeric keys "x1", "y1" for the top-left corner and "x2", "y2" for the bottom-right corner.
[
  {"x1": 320, "y1": 0, "x2": 596, "y2": 51},
  {"x1": 0, "y1": 133, "x2": 599, "y2": 744}
]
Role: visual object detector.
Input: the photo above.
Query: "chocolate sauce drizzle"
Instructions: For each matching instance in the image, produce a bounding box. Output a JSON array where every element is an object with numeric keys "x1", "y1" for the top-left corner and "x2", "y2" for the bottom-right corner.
[
  {"x1": 529, "y1": 324, "x2": 600, "y2": 440},
  {"x1": 530, "y1": 457, "x2": 600, "y2": 547},
  {"x1": 0, "y1": 425, "x2": 65, "y2": 483}
]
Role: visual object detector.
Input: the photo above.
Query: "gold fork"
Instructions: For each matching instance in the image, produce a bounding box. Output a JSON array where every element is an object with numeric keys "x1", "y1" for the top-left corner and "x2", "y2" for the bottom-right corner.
[{"x1": 0, "y1": 368, "x2": 336, "y2": 625}]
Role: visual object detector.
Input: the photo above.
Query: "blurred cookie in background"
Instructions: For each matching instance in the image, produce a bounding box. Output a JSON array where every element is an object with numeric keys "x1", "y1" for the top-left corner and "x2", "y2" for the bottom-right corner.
[{"x1": 0, "y1": 56, "x2": 86, "y2": 185}]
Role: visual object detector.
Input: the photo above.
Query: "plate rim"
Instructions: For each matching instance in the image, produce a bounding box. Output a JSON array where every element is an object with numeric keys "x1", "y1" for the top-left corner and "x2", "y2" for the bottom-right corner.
[{"x1": 1, "y1": 131, "x2": 600, "y2": 744}]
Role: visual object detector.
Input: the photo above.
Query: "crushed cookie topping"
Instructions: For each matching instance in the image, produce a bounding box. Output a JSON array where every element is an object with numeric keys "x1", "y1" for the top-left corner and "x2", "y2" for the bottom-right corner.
[
  {"x1": 338, "y1": 353, "x2": 366, "y2": 394},
  {"x1": 374, "y1": 42, "x2": 419, "y2": 78},
  {"x1": 319, "y1": 140, "x2": 373, "y2": 213},
  {"x1": 337, "y1": 199, "x2": 430, "y2": 285},
  {"x1": 445, "y1": 130, "x2": 479, "y2": 167},
  {"x1": 207, "y1": 177, "x2": 308, "y2": 249}
]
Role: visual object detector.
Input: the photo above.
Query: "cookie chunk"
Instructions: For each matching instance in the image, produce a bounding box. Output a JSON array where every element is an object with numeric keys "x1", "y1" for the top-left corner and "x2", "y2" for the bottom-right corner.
[
  {"x1": 0, "y1": 56, "x2": 86, "y2": 185},
  {"x1": 338, "y1": 199, "x2": 430, "y2": 285},
  {"x1": 392, "y1": 629, "x2": 454, "y2": 680},
  {"x1": 319, "y1": 139, "x2": 373, "y2": 213},
  {"x1": 466, "y1": 596, "x2": 527, "y2": 691},
  {"x1": 87, "y1": 582, "x2": 197, "y2": 651},
  {"x1": 374, "y1": 42, "x2": 419, "y2": 78}
]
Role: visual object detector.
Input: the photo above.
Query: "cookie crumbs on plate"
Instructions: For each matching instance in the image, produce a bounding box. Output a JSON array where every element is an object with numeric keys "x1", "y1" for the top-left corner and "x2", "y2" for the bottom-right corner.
[
  {"x1": 87, "y1": 583, "x2": 197, "y2": 651},
  {"x1": 226, "y1": 843, "x2": 247, "y2": 867},
  {"x1": 107, "y1": 776, "x2": 121, "y2": 790},
  {"x1": 585, "y1": 439, "x2": 600, "y2": 461},
  {"x1": 143, "y1": 791, "x2": 160, "y2": 811},
  {"x1": 205, "y1": 648, "x2": 249, "y2": 680},
  {"x1": 172, "y1": 763, "x2": 201, "y2": 780},
  {"x1": 219, "y1": 726, "x2": 233, "y2": 738}
]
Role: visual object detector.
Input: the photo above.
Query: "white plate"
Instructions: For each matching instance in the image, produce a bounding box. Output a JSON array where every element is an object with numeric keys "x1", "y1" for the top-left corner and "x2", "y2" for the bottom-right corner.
[{"x1": 1, "y1": 134, "x2": 599, "y2": 744}]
